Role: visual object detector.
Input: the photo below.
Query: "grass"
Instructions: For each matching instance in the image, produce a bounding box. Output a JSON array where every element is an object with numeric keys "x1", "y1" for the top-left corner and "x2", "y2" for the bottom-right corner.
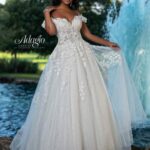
[
  {"x1": 0, "y1": 73, "x2": 40, "y2": 80},
  {"x1": 0, "y1": 51, "x2": 49, "y2": 80},
  {"x1": 0, "y1": 51, "x2": 48, "y2": 60},
  {"x1": 0, "y1": 51, "x2": 49, "y2": 71}
]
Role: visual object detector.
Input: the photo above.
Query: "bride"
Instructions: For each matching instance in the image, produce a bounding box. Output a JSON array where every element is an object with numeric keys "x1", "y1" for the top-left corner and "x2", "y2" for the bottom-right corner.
[{"x1": 10, "y1": 0, "x2": 147, "y2": 150}]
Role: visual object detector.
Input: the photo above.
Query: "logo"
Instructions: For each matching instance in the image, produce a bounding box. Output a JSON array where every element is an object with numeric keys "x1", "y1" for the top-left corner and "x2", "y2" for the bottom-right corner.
[{"x1": 14, "y1": 34, "x2": 45, "y2": 49}]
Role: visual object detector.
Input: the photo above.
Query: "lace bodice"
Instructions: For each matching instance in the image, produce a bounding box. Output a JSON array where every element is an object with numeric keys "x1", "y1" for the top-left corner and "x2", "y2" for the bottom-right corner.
[{"x1": 41, "y1": 14, "x2": 87, "y2": 45}]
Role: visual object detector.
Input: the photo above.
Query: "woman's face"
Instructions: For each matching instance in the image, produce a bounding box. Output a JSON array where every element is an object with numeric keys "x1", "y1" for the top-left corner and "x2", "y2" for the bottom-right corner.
[{"x1": 61, "y1": 0, "x2": 73, "y2": 5}]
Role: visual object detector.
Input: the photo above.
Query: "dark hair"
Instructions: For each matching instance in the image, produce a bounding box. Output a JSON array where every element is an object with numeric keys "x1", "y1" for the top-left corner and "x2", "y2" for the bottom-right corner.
[{"x1": 51, "y1": 0, "x2": 79, "y2": 10}]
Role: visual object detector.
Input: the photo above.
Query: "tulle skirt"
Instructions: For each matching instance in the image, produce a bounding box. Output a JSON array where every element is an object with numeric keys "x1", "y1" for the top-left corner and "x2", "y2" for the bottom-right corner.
[
  {"x1": 10, "y1": 39, "x2": 143, "y2": 150},
  {"x1": 91, "y1": 45, "x2": 148, "y2": 147}
]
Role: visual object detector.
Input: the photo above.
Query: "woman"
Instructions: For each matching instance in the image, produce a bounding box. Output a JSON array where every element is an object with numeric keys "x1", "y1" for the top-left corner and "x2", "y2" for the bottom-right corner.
[{"x1": 10, "y1": 0, "x2": 144, "y2": 149}]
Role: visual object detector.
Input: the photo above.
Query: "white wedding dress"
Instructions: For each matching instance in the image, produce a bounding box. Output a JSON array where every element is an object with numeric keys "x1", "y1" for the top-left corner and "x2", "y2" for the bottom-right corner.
[{"x1": 10, "y1": 13, "x2": 147, "y2": 150}]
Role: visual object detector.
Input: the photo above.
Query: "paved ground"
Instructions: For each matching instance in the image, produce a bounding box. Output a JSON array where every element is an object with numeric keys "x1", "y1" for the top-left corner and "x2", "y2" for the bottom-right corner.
[
  {"x1": 0, "y1": 138, "x2": 12, "y2": 150},
  {"x1": 0, "y1": 137, "x2": 149, "y2": 150}
]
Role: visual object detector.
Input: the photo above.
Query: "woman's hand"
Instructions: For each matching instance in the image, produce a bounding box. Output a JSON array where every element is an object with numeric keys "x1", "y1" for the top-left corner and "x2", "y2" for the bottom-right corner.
[
  {"x1": 80, "y1": 23, "x2": 121, "y2": 51},
  {"x1": 108, "y1": 42, "x2": 120, "y2": 51},
  {"x1": 43, "y1": 6, "x2": 57, "y2": 14},
  {"x1": 43, "y1": 6, "x2": 57, "y2": 36}
]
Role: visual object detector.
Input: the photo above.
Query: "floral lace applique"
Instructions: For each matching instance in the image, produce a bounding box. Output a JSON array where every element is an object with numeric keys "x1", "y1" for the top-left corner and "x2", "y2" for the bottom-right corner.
[
  {"x1": 79, "y1": 81, "x2": 86, "y2": 101},
  {"x1": 80, "y1": 15, "x2": 88, "y2": 23},
  {"x1": 94, "y1": 50, "x2": 122, "y2": 71}
]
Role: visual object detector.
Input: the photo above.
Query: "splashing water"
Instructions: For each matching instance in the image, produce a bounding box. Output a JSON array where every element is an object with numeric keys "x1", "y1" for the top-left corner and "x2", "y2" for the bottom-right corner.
[{"x1": 106, "y1": 0, "x2": 150, "y2": 116}]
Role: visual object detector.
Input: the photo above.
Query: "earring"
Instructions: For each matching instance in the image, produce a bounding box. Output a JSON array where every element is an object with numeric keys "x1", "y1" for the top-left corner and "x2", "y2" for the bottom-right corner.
[{"x1": 70, "y1": 2, "x2": 72, "y2": 7}]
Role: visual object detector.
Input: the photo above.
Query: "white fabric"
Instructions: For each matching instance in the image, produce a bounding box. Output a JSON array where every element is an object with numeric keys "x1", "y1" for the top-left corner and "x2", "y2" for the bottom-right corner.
[
  {"x1": 91, "y1": 45, "x2": 148, "y2": 147},
  {"x1": 91, "y1": 45, "x2": 147, "y2": 125},
  {"x1": 10, "y1": 14, "x2": 132, "y2": 150}
]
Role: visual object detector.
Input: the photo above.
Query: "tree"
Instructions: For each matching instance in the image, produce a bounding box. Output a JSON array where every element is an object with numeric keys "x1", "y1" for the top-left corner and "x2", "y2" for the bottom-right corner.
[{"x1": 0, "y1": 0, "x2": 121, "y2": 57}]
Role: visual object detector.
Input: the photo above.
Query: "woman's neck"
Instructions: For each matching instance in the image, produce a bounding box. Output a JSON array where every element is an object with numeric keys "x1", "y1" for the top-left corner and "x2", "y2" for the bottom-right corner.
[{"x1": 57, "y1": 3, "x2": 71, "y2": 11}]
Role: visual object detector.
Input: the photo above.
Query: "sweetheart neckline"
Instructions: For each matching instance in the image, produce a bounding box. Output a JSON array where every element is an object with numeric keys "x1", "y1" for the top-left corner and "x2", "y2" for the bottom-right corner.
[{"x1": 51, "y1": 14, "x2": 82, "y2": 25}]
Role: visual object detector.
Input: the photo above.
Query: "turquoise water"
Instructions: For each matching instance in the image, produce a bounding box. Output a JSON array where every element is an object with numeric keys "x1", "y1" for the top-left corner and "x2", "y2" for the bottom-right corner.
[
  {"x1": 0, "y1": 82, "x2": 150, "y2": 148},
  {"x1": 106, "y1": 0, "x2": 150, "y2": 116},
  {"x1": 133, "y1": 127, "x2": 150, "y2": 148},
  {"x1": 106, "y1": 0, "x2": 150, "y2": 147},
  {"x1": 0, "y1": 83, "x2": 36, "y2": 137}
]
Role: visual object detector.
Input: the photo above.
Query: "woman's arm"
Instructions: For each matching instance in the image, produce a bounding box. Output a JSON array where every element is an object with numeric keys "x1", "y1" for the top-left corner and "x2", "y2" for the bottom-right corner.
[
  {"x1": 81, "y1": 22, "x2": 120, "y2": 50},
  {"x1": 43, "y1": 6, "x2": 57, "y2": 36}
]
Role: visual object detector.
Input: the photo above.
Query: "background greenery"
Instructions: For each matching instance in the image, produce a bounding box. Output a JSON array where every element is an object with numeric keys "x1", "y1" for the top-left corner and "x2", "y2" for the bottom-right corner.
[{"x1": 0, "y1": 0, "x2": 121, "y2": 76}]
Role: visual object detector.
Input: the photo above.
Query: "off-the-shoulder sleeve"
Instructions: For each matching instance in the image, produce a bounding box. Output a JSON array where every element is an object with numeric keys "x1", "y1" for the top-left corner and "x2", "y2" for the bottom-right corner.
[
  {"x1": 41, "y1": 20, "x2": 45, "y2": 29},
  {"x1": 80, "y1": 14, "x2": 87, "y2": 23}
]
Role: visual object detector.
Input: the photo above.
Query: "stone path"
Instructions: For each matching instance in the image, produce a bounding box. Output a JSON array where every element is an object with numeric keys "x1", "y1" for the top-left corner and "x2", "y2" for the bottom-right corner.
[
  {"x1": 0, "y1": 138, "x2": 12, "y2": 150},
  {"x1": 0, "y1": 137, "x2": 149, "y2": 150}
]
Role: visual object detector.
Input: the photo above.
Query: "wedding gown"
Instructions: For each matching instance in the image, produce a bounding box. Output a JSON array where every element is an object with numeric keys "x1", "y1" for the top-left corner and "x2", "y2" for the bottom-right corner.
[{"x1": 10, "y1": 13, "x2": 145, "y2": 150}]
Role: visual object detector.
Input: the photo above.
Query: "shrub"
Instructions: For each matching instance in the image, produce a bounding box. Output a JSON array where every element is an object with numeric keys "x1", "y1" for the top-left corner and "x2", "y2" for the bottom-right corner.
[{"x1": 0, "y1": 59, "x2": 38, "y2": 73}]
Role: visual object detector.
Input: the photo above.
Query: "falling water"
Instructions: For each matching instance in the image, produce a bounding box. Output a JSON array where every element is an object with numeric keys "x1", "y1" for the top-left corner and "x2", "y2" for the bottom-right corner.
[
  {"x1": 105, "y1": 1, "x2": 150, "y2": 147},
  {"x1": 106, "y1": 0, "x2": 150, "y2": 117}
]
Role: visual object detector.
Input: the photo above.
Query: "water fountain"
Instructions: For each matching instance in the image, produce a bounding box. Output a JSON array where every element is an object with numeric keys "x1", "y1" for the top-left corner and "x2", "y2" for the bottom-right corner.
[
  {"x1": 107, "y1": 0, "x2": 150, "y2": 116},
  {"x1": 106, "y1": 0, "x2": 150, "y2": 148}
]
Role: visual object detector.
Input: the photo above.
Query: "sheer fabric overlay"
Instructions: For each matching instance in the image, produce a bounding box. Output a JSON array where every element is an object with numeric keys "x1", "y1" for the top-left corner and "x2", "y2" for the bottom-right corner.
[{"x1": 9, "y1": 13, "x2": 145, "y2": 150}]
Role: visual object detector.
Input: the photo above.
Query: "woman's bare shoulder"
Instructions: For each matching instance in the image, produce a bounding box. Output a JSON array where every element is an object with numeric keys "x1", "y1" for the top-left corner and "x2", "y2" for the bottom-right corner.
[
  {"x1": 74, "y1": 9, "x2": 81, "y2": 15},
  {"x1": 50, "y1": 9, "x2": 64, "y2": 18},
  {"x1": 51, "y1": 8, "x2": 81, "y2": 18}
]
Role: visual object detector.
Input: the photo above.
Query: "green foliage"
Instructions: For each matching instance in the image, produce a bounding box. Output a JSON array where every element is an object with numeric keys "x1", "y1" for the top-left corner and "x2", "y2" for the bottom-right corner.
[
  {"x1": 0, "y1": 0, "x2": 121, "y2": 56},
  {"x1": 0, "y1": 0, "x2": 55, "y2": 55},
  {"x1": 0, "y1": 58, "x2": 38, "y2": 73}
]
